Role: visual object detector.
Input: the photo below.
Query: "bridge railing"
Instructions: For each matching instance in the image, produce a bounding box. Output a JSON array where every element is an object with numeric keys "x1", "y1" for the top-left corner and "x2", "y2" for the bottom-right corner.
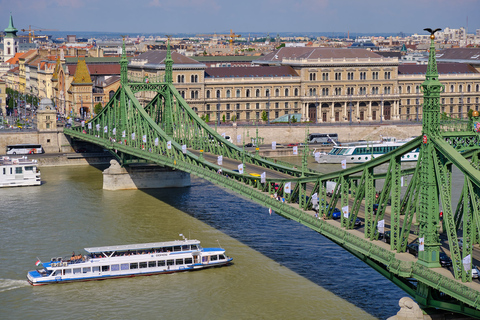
[{"x1": 439, "y1": 119, "x2": 471, "y2": 132}]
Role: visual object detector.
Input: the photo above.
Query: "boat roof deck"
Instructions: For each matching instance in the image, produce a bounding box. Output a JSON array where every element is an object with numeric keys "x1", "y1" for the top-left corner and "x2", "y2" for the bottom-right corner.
[
  {"x1": 84, "y1": 239, "x2": 201, "y2": 253},
  {"x1": 0, "y1": 156, "x2": 38, "y2": 166}
]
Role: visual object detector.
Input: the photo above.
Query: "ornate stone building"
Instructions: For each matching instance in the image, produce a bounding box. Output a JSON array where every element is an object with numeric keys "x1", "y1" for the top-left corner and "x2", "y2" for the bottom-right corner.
[{"x1": 127, "y1": 47, "x2": 480, "y2": 123}]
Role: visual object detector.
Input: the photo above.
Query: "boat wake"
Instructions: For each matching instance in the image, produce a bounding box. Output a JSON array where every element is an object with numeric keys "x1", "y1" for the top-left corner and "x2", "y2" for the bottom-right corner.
[{"x1": 0, "y1": 279, "x2": 30, "y2": 292}]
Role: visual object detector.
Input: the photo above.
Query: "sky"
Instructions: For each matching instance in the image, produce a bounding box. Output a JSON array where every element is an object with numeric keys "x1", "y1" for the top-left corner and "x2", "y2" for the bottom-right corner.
[{"x1": 0, "y1": 0, "x2": 479, "y2": 36}]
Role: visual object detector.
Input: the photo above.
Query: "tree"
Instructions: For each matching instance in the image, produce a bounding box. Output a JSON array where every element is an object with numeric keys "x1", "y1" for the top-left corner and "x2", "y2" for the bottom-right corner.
[
  {"x1": 94, "y1": 102, "x2": 102, "y2": 115},
  {"x1": 468, "y1": 109, "x2": 474, "y2": 119},
  {"x1": 291, "y1": 115, "x2": 297, "y2": 123},
  {"x1": 222, "y1": 114, "x2": 226, "y2": 123},
  {"x1": 261, "y1": 110, "x2": 268, "y2": 122},
  {"x1": 205, "y1": 114, "x2": 210, "y2": 122}
]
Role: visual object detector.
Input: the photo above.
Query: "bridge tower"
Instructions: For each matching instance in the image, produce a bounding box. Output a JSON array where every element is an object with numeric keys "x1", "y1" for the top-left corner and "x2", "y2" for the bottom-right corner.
[
  {"x1": 163, "y1": 39, "x2": 174, "y2": 136},
  {"x1": 417, "y1": 29, "x2": 444, "y2": 268}
]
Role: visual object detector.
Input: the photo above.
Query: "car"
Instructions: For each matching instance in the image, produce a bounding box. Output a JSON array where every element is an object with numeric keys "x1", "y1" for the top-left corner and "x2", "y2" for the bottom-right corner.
[
  {"x1": 373, "y1": 204, "x2": 379, "y2": 214},
  {"x1": 244, "y1": 143, "x2": 254, "y2": 147},
  {"x1": 224, "y1": 135, "x2": 233, "y2": 143},
  {"x1": 328, "y1": 207, "x2": 341, "y2": 219},
  {"x1": 439, "y1": 252, "x2": 452, "y2": 267},
  {"x1": 347, "y1": 216, "x2": 361, "y2": 227},
  {"x1": 472, "y1": 266, "x2": 479, "y2": 279},
  {"x1": 75, "y1": 148, "x2": 88, "y2": 153},
  {"x1": 249, "y1": 173, "x2": 261, "y2": 177},
  {"x1": 287, "y1": 143, "x2": 299, "y2": 147},
  {"x1": 457, "y1": 237, "x2": 473, "y2": 250},
  {"x1": 407, "y1": 241, "x2": 419, "y2": 257}
]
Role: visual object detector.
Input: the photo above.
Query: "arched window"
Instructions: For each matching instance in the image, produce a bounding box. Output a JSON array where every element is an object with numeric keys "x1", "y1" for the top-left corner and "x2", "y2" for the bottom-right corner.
[
  {"x1": 190, "y1": 91, "x2": 195, "y2": 99},
  {"x1": 226, "y1": 90, "x2": 231, "y2": 98},
  {"x1": 294, "y1": 88, "x2": 299, "y2": 96},
  {"x1": 398, "y1": 86, "x2": 402, "y2": 94},
  {"x1": 459, "y1": 85, "x2": 463, "y2": 92},
  {"x1": 206, "y1": 90, "x2": 211, "y2": 99},
  {"x1": 191, "y1": 75, "x2": 195, "y2": 83},
  {"x1": 275, "y1": 88, "x2": 279, "y2": 97},
  {"x1": 451, "y1": 85, "x2": 455, "y2": 92},
  {"x1": 256, "y1": 89, "x2": 260, "y2": 97},
  {"x1": 416, "y1": 86, "x2": 420, "y2": 93},
  {"x1": 109, "y1": 90, "x2": 115, "y2": 100},
  {"x1": 407, "y1": 86, "x2": 411, "y2": 94},
  {"x1": 216, "y1": 90, "x2": 221, "y2": 98},
  {"x1": 265, "y1": 89, "x2": 270, "y2": 97},
  {"x1": 467, "y1": 84, "x2": 471, "y2": 92},
  {"x1": 236, "y1": 89, "x2": 241, "y2": 98},
  {"x1": 246, "y1": 89, "x2": 250, "y2": 97},
  {"x1": 195, "y1": 91, "x2": 198, "y2": 99},
  {"x1": 285, "y1": 88, "x2": 289, "y2": 97}
]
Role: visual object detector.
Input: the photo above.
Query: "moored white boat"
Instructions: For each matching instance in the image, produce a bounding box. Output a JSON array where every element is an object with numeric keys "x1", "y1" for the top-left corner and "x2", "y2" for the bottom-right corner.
[
  {"x1": 0, "y1": 156, "x2": 41, "y2": 187},
  {"x1": 27, "y1": 236, "x2": 233, "y2": 285},
  {"x1": 314, "y1": 137, "x2": 419, "y2": 164}
]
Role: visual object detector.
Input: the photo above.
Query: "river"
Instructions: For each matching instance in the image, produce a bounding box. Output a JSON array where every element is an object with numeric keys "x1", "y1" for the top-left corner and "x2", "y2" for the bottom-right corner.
[{"x1": 0, "y1": 162, "x2": 409, "y2": 319}]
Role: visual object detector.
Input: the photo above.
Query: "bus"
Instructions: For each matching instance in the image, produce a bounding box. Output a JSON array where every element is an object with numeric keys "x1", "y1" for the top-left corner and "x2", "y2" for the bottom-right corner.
[
  {"x1": 6, "y1": 144, "x2": 44, "y2": 155},
  {"x1": 308, "y1": 133, "x2": 339, "y2": 145}
]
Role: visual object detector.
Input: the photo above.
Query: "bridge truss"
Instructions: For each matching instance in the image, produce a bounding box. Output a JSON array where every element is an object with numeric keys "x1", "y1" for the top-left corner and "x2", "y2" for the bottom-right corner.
[{"x1": 64, "y1": 35, "x2": 480, "y2": 317}]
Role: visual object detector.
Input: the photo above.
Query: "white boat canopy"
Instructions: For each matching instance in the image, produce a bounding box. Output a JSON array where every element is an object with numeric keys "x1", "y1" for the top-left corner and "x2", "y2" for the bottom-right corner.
[{"x1": 84, "y1": 239, "x2": 200, "y2": 254}]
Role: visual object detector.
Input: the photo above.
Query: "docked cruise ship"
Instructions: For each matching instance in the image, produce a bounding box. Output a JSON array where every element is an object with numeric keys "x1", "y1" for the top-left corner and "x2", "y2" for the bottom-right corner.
[
  {"x1": 0, "y1": 156, "x2": 41, "y2": 187},
  {"x1": 27, "y1": 237, "x2": 232, "y2": 285},
  {"x1": 314, "y1": 137, "x2": 419, "y2": 164}
]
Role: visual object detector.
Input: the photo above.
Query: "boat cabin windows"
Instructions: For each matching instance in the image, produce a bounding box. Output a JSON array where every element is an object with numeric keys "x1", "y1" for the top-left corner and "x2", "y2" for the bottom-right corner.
[
  {"x1": 73, "y1": 268, "x2": 81, "y2": 274},
  {"x1": 83, "y1": 267, "x2": 91, "y2": 273},
  {"x1": 92, "y1": 266, "x2": 100, "y2": 272},
  {"x1": 111, "y1": 264, "x2": 120, "y2": 271},
  {"x1": 158, "y1": 260, "x2": 166, "y2": 267},
  {"x1": 63, "y1": 269, "x2": 72, "y2": 275},
  {"x1": 53, "y1": 270, "x2": 62, "y2": 276},
  {"x1": 121, "y1": 264, "x2": 129, "y2": 270},
  {"x1": 15, "y1": 167, "x2": 22, "y2": 174},
  {"x1": 139, "y1": 262, "x2": 148, "y2": 269},
  {"x1": 148, "y1": 261, "x2": 156, "y2": 268},
  {"x1": 101, "y1": 265, "x2": 110, "y2": 272},
  {"x1": 167, "y1": 259, "x2": 174, "y2": 266},
  {"x1": 210, "y1": 255, "x2": 218, "y2": 261},
  {"x1": 175, "y1": 258, "x2": 184, "y2": 265},
  {"x1": 185, "y1": 258, "x2": 193, "y2": 264},
  {"x1": 130, "y1": 263, "x2": 138, "y2": 269}
]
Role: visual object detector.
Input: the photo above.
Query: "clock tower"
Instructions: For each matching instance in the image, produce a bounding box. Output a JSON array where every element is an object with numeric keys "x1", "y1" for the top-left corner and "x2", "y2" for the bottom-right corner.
[{"x1": 3, "y1": 14, "x2": 18, "y2": 62}]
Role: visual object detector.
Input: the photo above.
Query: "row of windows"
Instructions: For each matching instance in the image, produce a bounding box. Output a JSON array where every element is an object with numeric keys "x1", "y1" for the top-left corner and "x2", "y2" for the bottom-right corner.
[
  {"x1": 176, "y1": 75, "x2": 199, "y2": 83},
  {"x1": 53, "y1": 255, "x2": 226, "y2": 276},
  {"x1": 179, "y1": 83, "x2": 480, "y2": 101},
  {"x1": 206, "y1": 88, "x2": 300, "y2": 99},
  {"x1": 2, "y1": 166, "x2": 34, "y2": 175},
  {"x1": 401, "y1": 84, "x2": 480, "y2": 94},
  {"x1": 204, "y1": 110, "x2": 299, "y2": 121},
  {"x1": 206, "y1": 102, "x2": 299, "y2": 111},
  {"x1": 309, "y1": 71, "x2": 391, "y2": 81}
]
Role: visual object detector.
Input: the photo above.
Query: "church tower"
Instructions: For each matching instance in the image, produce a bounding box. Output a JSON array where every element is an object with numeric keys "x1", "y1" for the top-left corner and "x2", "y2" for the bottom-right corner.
[{"x1": 3, "y1": 14, "x2": 18, "y2": 62}]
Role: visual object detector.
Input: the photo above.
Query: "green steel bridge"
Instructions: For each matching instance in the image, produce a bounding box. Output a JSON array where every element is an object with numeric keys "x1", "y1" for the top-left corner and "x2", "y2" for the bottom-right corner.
[{"x1": 64, "y1": 32, "x2": 480, "y2": 317}]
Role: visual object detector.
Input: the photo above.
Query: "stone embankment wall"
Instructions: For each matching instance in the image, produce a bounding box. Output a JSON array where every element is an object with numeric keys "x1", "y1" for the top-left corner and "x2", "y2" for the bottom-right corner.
[
  {"x1": 215, "y1": 124, "x2": 423, "y2": 145},
  {"x1": 0, "y1": 129, "x2": 73, "y2": 154},
  {"x1": 0, "y1": 124, "x2": 423, "y2": 155}
]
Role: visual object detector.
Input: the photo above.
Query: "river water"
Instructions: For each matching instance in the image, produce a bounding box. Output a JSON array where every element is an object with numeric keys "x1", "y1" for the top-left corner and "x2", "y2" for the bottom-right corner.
[{"x1": 0, "y1": 162, "x2": 409, "y2": 320}]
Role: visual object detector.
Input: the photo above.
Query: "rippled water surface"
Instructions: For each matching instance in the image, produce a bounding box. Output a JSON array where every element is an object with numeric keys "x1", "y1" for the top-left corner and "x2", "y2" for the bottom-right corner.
[{"x1": 0, "y1": 164, "x2": 409, "y2": 319}]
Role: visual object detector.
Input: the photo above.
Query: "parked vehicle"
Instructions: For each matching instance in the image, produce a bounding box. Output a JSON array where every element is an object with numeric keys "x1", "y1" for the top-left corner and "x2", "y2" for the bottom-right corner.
[
  {"x1": 407, "y1": 241, "x2": 419, "y2": 257},
  {"x1": 439, "y1": 252, "x2": 452, "y2": 267}
]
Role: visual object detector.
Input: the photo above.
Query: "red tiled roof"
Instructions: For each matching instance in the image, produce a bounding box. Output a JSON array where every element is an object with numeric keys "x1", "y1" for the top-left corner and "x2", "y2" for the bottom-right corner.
[
  {"x1": 67, "y1": 64, "x2": 120, "y2": 76},
  {"x1": 398, "y1": 63, "x2": 478, "y2": 75},
  {"x1": 258, "y1": 47, "x2": 382, "y2": 63},
  {"x1": 5, "y1": 52, "x2": 24, "y2": 65},
  {"x1": 205, "y1": 66, "x2": 298, "y2": 78}
]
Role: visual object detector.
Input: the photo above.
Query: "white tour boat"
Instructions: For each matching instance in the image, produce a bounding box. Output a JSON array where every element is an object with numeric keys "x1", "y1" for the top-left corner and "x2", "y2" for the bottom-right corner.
[
  {"x1": 27, "y1": 236, "x2": 233, "y2": 285},
  {"x1": 0, "y1": 156, "x2": 41, "y2": 187},
  {"x1": 314, "y1": 137, "x2": 419, "y2": 164}
]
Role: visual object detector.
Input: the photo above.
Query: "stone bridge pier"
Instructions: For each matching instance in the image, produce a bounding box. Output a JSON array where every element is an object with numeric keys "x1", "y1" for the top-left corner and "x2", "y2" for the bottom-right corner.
[{"x1": 103, "y1": 160, "x2": 191, "y2": 190}]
